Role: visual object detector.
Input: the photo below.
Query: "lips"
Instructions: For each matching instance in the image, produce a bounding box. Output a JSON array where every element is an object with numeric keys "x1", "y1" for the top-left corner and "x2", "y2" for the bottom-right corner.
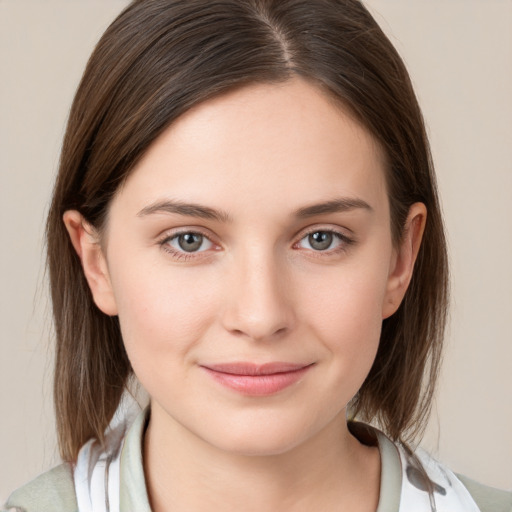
[{"x1": 200, "y1": 362, "x2": 313, "y2": 396}]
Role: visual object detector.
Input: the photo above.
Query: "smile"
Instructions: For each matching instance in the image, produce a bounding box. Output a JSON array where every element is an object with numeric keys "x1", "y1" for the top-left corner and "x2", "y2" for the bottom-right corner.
[{"x1": 200, "y1": 362, "x2": 314, "y2": 396}]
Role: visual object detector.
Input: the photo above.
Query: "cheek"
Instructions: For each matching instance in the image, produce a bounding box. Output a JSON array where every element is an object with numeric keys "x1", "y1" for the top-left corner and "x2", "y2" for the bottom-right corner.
[
  {"x1": 302, "y1": 259, "x2": 390, "y2": 336},
  {"x1": 108, "y1": 257, "x2": 219, "y2": 371},
  {"x1": 297, "y1": 254, "x2": 392, "y2": 380}
]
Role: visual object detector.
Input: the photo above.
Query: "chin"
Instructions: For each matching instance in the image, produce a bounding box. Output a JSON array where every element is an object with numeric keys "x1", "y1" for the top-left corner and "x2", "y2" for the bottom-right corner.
[
  {"x1": 194, "y1": 411, "x2": 330, "y2": 458},
  {"x1": 209, "y1": 429, "x2": 308, "y2": 457}
]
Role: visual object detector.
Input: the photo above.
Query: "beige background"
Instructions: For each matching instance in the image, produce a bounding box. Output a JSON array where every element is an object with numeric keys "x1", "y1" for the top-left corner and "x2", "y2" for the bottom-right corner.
[{"x1": 1, "y1": 0, "x2": 511, "y2": 501}]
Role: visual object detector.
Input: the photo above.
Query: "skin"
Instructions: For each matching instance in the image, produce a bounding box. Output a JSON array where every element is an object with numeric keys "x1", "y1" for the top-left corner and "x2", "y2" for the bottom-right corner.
[{"x1": 64, "y1": 78, "x2": 426, "y2": 511}]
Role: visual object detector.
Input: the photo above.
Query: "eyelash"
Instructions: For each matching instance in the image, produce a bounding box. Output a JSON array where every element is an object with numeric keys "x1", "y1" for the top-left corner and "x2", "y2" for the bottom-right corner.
[
  {"x1": 294, "y1": 228, "x2": 355, "y2": 257},
  {"x1": 158, "y1": 229, "x2": 217, "y2": 261},
  {"x1": 158, "y1": 227, "x2": 355, "y2": 261}
]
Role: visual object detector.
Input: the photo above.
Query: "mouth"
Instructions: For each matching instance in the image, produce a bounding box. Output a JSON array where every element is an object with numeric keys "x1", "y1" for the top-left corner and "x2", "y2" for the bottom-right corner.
[{"x1": 200, "y1": 362, "x2": 314, "y2": 396}]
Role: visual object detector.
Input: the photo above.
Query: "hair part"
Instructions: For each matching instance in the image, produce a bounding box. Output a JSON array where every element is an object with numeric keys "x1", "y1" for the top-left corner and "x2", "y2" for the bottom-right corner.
[{"x1": 47, "y1": 0, "x2": 448, "y2": 461}]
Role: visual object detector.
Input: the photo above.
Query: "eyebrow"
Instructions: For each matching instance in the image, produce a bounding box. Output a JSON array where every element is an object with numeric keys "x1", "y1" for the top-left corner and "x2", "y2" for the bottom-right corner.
[
  {"x1": 293, "y1": 197, "x2": 373, "y2": 218},
  {"x1": 137, "y1": 200, "x2": 232, "y2": 223},
  {"x1": 137, "y1": 196, "x2": 372, "y2": 222}
]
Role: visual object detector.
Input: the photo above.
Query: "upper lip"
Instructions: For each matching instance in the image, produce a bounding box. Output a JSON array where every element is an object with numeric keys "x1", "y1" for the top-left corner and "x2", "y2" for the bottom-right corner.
[{"x1": 201, "y1": 362, "x2": 313, "y2": 376}]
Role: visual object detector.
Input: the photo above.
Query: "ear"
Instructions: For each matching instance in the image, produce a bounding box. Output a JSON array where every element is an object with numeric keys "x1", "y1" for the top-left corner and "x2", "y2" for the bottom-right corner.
[
  {"x1": 62, "y1": 210, "x2": 118, "y2": 316},
  {"x1": 382, "y1": 202, "x2": 427, "y2": 319}
]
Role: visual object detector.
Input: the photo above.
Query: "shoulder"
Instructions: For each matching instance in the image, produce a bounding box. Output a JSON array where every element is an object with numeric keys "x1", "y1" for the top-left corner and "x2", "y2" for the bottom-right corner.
[
  {"x1": 457, "y1": 473, "x2": 512, "y2": 512},
  {"x1": 369, "y1": 423, "x2": 511, "y2": 512},
  {"x1": 2, "y1": 463, "x2": 77, "y2": 512}
]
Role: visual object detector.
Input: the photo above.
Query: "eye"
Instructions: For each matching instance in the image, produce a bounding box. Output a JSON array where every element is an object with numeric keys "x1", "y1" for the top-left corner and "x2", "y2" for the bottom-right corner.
[
  {"x1": 296, "y1": 230, "x2": 349, "y2": 252},
  {"x1": 164, "y1": 232, "x2": 214, "y2": 254}
]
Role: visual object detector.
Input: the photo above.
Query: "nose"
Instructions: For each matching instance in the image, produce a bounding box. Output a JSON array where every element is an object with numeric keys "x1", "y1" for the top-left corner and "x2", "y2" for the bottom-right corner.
[{"x1": 221, "y1": 249, "x2": 295, "y2": 342}]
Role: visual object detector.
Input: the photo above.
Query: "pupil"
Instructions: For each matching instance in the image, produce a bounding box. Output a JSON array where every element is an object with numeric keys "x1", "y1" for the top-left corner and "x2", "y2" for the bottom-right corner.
[
  {"x1": 178, "y1": 233, "x2": 203, "y2": 252},
  {"x1": 309, "y1": 231, "x2": 332, "y2": 251}
]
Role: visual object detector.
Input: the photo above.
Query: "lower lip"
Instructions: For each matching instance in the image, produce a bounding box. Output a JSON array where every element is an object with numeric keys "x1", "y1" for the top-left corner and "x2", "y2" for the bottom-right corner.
[{"x1": 201, "y1": 366, "x2": 312, "y2": 396}]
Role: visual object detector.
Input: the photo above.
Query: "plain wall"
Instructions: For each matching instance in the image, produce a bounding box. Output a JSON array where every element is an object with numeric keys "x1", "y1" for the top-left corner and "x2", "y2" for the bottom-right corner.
[{"x1": 1, "y1": 0, "x2": 511, "y2": 501}]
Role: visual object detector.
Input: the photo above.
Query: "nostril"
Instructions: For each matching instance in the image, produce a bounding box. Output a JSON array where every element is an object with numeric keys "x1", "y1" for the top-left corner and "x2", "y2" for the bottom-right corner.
[
  {"x1": 274, "y1": 326, "x2": 288, "y2": 336},
  {"x1": 228, "y1": 324, "x2": 289, "y2": 342}
]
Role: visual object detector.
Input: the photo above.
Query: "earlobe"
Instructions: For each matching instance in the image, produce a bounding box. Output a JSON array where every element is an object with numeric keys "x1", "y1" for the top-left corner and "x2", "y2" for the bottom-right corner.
[
  {"x1": 382, "y1": 203, "x2": 427, "y2": 319},
  {"x1": 62, "y1": 210, "x2": 118, "y2": 316}
]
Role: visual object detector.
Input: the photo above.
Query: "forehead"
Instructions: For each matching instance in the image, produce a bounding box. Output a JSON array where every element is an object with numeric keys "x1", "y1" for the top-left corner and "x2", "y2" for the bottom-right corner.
[{"x1": 113, "y1": 78, "x2": 388, "y2": 219}]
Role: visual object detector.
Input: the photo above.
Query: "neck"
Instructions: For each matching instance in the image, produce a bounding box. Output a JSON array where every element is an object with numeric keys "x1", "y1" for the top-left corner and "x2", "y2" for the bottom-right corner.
[{"x1": 143, "y1": 403, "x2": 381, "y2": 512}]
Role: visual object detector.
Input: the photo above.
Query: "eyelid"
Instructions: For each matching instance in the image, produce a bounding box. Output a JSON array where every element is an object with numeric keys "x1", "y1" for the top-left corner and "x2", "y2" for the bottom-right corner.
[
  {"x1": 157, "y1": 227, "x2": 221, "y2": 259},
  {"x1": 295, "y1": 224, "x2": 353, "y2": 241},
  {"x1": 293, "y1": 225, "x2": 355, "y2": 253},
  {"x1": 157, "y1": 225, "x2": 217, "y2": 243},
  {"x1": 156, "y1": 224, "x2": 355, "y2": 261}
]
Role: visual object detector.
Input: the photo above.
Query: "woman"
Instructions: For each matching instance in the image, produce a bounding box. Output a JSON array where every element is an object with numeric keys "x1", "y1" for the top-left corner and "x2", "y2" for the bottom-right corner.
[{"x1": 4, "y1": 0, "x2": 511, "y2": 511}]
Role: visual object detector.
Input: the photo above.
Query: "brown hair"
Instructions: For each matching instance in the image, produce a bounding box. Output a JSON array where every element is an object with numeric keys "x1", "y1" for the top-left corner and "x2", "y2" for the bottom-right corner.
[{"x1": 47, "y1": 0, "x2": 448, "y2": 462}]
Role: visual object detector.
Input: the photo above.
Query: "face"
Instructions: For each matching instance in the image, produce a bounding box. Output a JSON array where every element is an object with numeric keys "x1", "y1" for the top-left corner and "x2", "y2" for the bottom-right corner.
[{"x1": 71, "y1": 78, "x2": 420, "y2": 456}]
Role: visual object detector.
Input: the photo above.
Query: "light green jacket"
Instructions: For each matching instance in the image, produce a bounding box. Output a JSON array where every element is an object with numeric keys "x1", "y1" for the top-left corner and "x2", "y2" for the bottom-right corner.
[{"x1": 4, "y1": 411, "x2": 512, "y2": 511}]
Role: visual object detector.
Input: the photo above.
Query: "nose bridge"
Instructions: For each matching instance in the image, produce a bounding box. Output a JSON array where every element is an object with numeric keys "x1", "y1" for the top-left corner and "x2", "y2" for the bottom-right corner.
[{"x1": 222, "y1": 242, "x2": 294, "y2": 341}]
